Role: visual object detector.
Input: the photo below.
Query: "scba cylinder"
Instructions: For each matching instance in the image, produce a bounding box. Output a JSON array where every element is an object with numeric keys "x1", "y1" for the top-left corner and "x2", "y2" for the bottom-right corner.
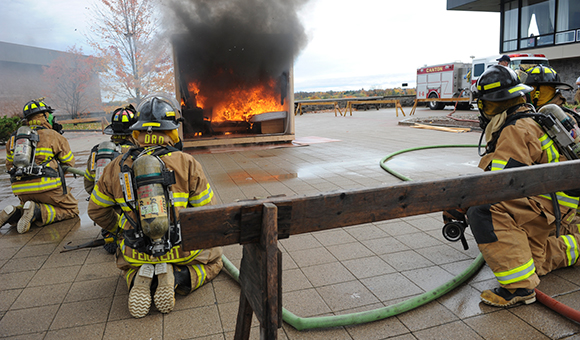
[
  {"x1": 94, "y1": 141, "x2": 117, "y2": 182},
  {"x1": 13, "y1": 126, "x2": 35, "y2": 168},
  {"x1": 133, "y1": 155, "x2": 170, "y2": 241}
]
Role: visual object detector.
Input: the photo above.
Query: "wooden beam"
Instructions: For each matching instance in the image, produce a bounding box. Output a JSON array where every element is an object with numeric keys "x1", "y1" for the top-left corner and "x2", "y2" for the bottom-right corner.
[{"x1": 180, "y1": 160, "x2": 580, "y2": 250}]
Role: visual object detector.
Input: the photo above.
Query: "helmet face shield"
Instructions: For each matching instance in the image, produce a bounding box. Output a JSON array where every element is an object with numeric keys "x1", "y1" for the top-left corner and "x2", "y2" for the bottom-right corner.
[{"x1": 131, "y1": 94, "x2": 181, "y2": 131}]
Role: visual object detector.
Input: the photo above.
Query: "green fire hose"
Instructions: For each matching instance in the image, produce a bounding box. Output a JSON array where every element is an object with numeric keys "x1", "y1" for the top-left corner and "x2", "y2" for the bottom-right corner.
[{"x1": 221, "y1": 144, "x2": 485, "y2": 330}]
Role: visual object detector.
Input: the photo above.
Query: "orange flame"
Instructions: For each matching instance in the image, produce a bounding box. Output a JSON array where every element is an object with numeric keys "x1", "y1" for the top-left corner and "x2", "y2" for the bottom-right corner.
[
  {"x1": 187, "y1": 82, "x2": 206, "y2": 108},
  {"x1": 187, "y1": 79, "x2": 284, "y2": 122}
]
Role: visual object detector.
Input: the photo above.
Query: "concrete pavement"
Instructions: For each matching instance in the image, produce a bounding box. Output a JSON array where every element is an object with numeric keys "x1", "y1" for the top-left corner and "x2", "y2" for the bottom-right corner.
[{"x1": 1, "y1": 107, "x2": 579, "y2": 339}]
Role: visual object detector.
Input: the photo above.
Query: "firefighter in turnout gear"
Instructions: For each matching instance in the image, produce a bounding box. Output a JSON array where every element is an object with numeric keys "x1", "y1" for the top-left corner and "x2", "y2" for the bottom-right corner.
[
  {"x1": 0, "y1": 99, "x2": 79, "y2": 233},
  {"x1": 466, "y1": 65, "x2": 580, "y2": 307},
  {"x1": 84, "y1": 104, "x2": 139, "y2": 194},
  {"x1": 523, "y1": 64, "x2": 574, "y2": 110},
  {"x1": 87, "y1": 94, "x2": 222, "y2": 318},
  {"x1": 84, "y1": 104, "x2": 139, "y2": 254}
]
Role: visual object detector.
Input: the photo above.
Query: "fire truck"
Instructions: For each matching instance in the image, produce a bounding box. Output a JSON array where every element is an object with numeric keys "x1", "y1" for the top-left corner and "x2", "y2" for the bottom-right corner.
[{"x1": 417, "y1": 53, "x2": 550, "y2": 110}]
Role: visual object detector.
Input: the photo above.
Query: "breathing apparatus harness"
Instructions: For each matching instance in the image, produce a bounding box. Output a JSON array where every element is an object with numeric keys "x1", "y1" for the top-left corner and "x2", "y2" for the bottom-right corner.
[
  {"x1": 445, "y1": 104, "x2": 580, "y2": 247},
  {"x1": 117, "y1": 145, "x2": 181, "y2": 257},
  {"x1": 7, "y1": 125, "x2": 67, "y2": 194}
]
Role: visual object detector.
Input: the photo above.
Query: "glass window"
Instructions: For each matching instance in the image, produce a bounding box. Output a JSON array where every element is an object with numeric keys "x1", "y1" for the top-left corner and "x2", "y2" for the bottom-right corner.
[
  {"x1": 520, "y1": 0, "x2": 555, "y2": 39},
  {"x1": 503, "y1": 1, "x2": 518, "y2": 42},
  {"x1": 557, "y1": 0, "x2": 580, "y2": 32},
  {"x1": 473, "y1": 63, "x2": 485, "y2": 78},
  {"x1": 503, "y1": 40, "x2": 518, "y2": 52}
]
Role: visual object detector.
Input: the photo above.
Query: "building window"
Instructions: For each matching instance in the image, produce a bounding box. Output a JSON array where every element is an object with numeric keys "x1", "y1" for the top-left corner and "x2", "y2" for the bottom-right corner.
[
  {"x1": 556, "y1": 0, "x2": 580, "y2": 44},
  {"x1": 503, "y1": 1, "x2": 519, "y2": 52},
  {"x1": 500, "y1": 0, "x2": 579, "y2": 52},
  {"x1": 519, "y1": 0, "x2": 555, "y2": 49}
]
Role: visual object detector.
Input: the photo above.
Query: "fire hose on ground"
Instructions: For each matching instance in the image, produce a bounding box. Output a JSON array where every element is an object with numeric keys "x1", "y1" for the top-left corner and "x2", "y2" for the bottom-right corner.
[
  {"x1": 380, "y1": 144, "x2": 580, "y2": 325},
  {"x1": 219, "y1": 144, "x2": 580, "y2": 329},
  {"x1": 221, "y1": 144, "x2": 487, "y2": 330}
]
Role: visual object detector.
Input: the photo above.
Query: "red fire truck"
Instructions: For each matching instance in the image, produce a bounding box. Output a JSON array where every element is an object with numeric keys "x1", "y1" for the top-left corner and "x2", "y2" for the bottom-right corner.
[
  {"x1": 417, "y1": 53, "x2": 550, "y2": 110},
  {"x1": 416, "y1": 62, "x2": 471, "y2": 110}
]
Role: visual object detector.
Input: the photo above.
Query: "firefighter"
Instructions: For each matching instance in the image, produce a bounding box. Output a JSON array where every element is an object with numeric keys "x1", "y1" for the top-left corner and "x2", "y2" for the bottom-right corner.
[
  {"x1": 0, "y1": 99, "x2": 79, "y2": 233},
  {"x1": 87, "y1": 94, "x2": 222, "y2": 318},
  {"x1": 83, "y1": 104, "x2": 139, "y2": 254},
  {"x1": 467, "y1": 65, "x2": 580, "y2": 307},
  {"x1": 83, "y1": 104, "x2": 139, "y2": 194},
  {"x1": 523, "y1": 64, "x2": 574, "y2": 110}
]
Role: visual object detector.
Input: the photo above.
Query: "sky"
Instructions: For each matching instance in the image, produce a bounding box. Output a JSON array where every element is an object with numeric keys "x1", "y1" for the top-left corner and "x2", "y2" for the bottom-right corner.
[{"x1": 0, "y1": 0, "x2": 501, "y2": 92}]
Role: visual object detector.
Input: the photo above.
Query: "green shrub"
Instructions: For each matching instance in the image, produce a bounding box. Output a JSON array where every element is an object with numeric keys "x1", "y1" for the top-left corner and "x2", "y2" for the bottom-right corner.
[{"x1": 0, "y1": 116, "x2": 23, "y2": 144}]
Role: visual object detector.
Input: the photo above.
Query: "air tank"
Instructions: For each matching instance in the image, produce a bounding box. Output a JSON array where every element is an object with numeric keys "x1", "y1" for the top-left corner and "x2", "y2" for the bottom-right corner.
[
  {"x1": 133, "y1": 155, "x2": 169, "y2": 241},
  {"x1": 12, "y1": 126, "x2": 35, "y2": 168},
  {"x1": 94, "y1": 141, "x2": 117, "y2": 182}
]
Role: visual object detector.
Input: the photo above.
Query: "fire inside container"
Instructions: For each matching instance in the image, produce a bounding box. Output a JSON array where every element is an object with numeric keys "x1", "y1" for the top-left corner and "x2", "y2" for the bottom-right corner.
[{"x1": 172, "y1": 34, "x2": 295, "y2": 148}]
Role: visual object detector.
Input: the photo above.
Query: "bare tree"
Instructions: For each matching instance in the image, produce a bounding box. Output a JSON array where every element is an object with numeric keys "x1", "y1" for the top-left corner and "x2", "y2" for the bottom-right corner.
[
  {"x1": 42, "y1": 45, "x2": 102, "y2": 119},
  {"x1": 87, "y1": 0, "x2": 174, "y2": 103}
]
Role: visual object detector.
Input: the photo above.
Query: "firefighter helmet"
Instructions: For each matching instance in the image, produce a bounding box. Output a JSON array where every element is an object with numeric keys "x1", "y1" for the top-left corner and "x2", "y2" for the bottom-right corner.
[
  {"x1": 22, "y1": 99, "x2": 54, "y2": 119},
  {"x1": 475, "y1": 65, "x2": 533, "y2": 102},
  {"x1": 131, "y1": 94, "x2": 181, "y2": 131},
  {"x1": 524, "y1": 65, "x2": 573, "y2": 90},
  {"x1": 104, "y1": 104, "x2": 137, "y2": 135}
]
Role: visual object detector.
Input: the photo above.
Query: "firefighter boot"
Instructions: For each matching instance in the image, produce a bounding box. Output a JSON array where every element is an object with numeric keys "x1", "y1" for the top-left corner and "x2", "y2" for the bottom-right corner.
[
  {"x1": 17, "y1": 201, "x2": 41, "y2": 234},
  {"x1": 128, "y1": 264, "x2": 154, "y2": 318},
  {"x1": 154, "y1": 263, "x2": 175, "y2": 314},
  {"x1": 0, "y1": 205, "x2": 22, "y2": 228},
  {"x1": 480, "y1": 287, "x2": 536, "y2": 307}
]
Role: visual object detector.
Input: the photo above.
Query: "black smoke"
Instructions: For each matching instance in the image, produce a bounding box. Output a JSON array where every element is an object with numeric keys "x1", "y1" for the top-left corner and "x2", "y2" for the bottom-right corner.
[{"x1": 167, "y1": 0, "x2": 310, "y2": 94}]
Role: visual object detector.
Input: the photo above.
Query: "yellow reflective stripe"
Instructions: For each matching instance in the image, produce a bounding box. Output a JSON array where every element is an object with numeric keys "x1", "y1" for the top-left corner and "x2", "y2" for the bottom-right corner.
[
  {"x1": 484, "y1": 81, "x2": 501, "y2": 90},
  {"x1": 90, "y1": 184, "x2": 116, "y2": 207},
  {"x1": 538, "y1": 192, "x2": 579, "y2": 209},
  {"x1": 126, "y1": 268, "x2": 137, "y2": 287},
  {"x1": 42, "y1": 203, "x2": 55, "y2": 224},
  {"x1": 562, "y1": 235, "x2": 579, "y2": 266},
  {"x1": 11, "y1": 177, "x2": 61, "y2": 194},
  {"x1": 539, "y1": 133, "x2": 559, "y2": 163},
  {"x1": 189, "y1": 183, "x2": 213, "y2": 207},
  {"x1": 59, "y1": 151, "x2": 74, "y2": 163},
  {"x1": 166, "y1": 111, "x2": 175, "y2": 117},
  {"x1": 192, "y1": 264, "x2": 207, "y2": 289},
  {"x1": 508, "y1": 85, "x2": 527, "y2": 93},
  {"x1": 142, "y1": 122, "x2": 160, "y2": 127},
  {"x1": 113, "y1": 197, "x2": 133, "y2": 212},
  {"x1": 35, "y1": 148, "x2": 54, "y2": 158},
  {"x1": 84, "y1": 169, "x2": 95, "y2": 181},
  {"x1": 494, "y1": 258, "x2": 536, "y2": 285},
  {"x1": 7, "y1": 154, "x2": 13, "y2": 161},
  {"x1": 173, "y1": 192, "x2": 189, "y2": 207},
  {"x1": 120, "y1": 242, "x2": 202, "y2": 265},
  {"x1": 490, "y1": 159, "x2": 507, "y2": 171}
]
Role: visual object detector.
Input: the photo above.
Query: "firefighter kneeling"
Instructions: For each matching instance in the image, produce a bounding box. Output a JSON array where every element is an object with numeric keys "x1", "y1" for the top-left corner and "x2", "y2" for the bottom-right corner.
[
  {"x1": 88, "y1": 94, "x2": 222, "y2": 318},
  {"x1": 467, "y1": 65, "x2": 580, "y2": 307},
  {"x1": 0, "y1": 99, "x2": 78, "y2": 233}
]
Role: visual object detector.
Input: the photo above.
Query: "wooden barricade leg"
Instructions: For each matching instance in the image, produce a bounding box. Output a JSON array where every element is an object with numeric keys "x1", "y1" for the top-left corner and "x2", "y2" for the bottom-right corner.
[
  {"x1": 409, "y1": 100, "x2": 418, "y2": 116},
  {"x1": 234, "y1": 203, "x2": 282, "y2": 340},
  {"x1": 396, "y1": 101, "x2": 406, "y2": 117},
  {"x1": 335, "y1": 102, "x2": 344, "y2": 117}
]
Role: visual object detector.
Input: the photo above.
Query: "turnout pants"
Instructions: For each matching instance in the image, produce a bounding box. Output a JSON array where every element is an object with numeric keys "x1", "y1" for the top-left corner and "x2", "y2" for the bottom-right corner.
[
  {"x1": 18, "y1": 186, "x2": 79, "y2": 226},
  {"x1": 468, "y1": 196, "x2": 580, "y2": 290},
  {"x1": 120, "y1": 247, "x2": 223, "y2": 295}
]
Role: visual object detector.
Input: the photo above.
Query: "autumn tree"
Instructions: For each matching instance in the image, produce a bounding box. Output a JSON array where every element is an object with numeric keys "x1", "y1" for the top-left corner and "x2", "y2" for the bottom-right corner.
[
  {"x1": 87, "y1": 0, "x2": 174, "y2": 103},
  {"x1": 42, "y1": 45, "x2": 102, "y2": 119}
]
